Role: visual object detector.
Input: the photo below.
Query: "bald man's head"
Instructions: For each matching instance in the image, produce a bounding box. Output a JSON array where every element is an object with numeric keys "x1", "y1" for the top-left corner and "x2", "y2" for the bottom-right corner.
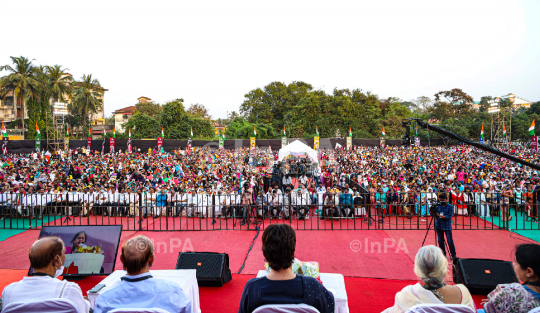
[
  {"x1": 29, "y1": 236, "x2": 65, "y2": 269},
  {"x1": 121, "y1": 235, "x2": 154, "y2": 275}
]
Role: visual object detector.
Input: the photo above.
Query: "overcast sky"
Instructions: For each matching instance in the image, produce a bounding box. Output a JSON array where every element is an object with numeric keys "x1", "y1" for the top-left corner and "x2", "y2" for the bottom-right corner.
[{"x1": 1, "y1": 0, "x2": 539, "y2": 119}]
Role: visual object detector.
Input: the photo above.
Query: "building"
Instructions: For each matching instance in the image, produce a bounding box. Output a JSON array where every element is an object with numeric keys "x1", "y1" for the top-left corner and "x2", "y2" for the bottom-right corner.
[
  {"x1": 500, "y1": 93, "x2": 532, "y2": 108},
  {"x1": 212, "y1": 122, "x2": 226, "y2": 136},
  {"x1": 113, "y1": 97, "x2": 151, "y2": 133}
]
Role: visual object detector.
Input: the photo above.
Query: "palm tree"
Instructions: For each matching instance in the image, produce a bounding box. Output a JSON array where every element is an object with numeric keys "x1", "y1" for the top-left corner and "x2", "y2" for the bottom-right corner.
[
  {"x1": 0, "y1": 56, "x2": 40, "y2": 132},
  {"x1": 71, "y1": 74, "x2": 103, "y2": 131},
  {"x1": 46, "y1": 65, "x2": 73, "y2": 107}
]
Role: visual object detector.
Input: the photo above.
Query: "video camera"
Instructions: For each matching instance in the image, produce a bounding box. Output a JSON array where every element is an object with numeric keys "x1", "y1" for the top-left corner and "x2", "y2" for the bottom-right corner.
[{"x1": 429, "y1": 194, "x2": 448, "y2": 217}]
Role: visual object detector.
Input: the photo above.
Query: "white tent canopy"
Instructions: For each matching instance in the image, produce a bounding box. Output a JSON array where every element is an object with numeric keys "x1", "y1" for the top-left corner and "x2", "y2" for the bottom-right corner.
[{"x1": 278, "y1": 140, "x2": 319, "y2": 164}]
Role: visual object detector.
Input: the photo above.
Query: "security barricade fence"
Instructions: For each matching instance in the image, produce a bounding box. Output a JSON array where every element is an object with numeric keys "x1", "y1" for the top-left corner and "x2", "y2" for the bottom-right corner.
[{"x1": 1, "y1": 191, "x2": 538, "y2": 231}]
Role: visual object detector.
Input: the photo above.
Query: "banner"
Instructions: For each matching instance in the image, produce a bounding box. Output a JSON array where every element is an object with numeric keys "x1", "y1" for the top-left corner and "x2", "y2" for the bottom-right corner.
[
  {"x1": 219, "y1": 137, "x2": 224, "y2": 149},
  {"x1": 64, "y1": 138, "x2": 69, "y2": 151},
  {"x1": 110, "y1": 137, "x2": 115, "y2": 153},
  {"x1": 2, "y1": 137, "x2": 8, "y2": 154},
  {"x1": 127, "y1": 137, "x2": 132, "y2": 153},
  {"x1": 281, "y1": 137, "x2": 287, "y2": 148},
  {"x1": 415, "y1": 137, "x2": 420, "y2": 147},
  {"x1": 314, "y1": 136, "x2": 319, "y2": 149},
  {"x1": 250, "y1": 137, "x2": 256, "y2": 150},
  {"x1": 480, "y1": 136, "x2": 485, "y2": 144},
  {"x1": 532, "y1": 136, "x2": 538, "y2": 151},
  {"x1": 187, "y1": 139, "x2": 192, "y2": 149},
  {"x1": 380, "y1": 139, "x2": 386, "y2": 148},
  {"x1": 35, "y1": 137, "x2": 41, "y2": 153},
  {"x1": 101, "y1": 138, "x2": 106, "y2": 154},
  {"x1": 346, "y1": 137, "x2": 352, "y2": 150},
  {"x1": 157, "y1": 137, "x2": 163, "y2": 150}
]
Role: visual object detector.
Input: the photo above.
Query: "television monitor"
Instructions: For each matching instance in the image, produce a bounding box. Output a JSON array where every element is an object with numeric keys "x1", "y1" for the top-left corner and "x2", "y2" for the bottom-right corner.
[{"x1": 29, "y1": 225, "x2": 122, "y2": 277}]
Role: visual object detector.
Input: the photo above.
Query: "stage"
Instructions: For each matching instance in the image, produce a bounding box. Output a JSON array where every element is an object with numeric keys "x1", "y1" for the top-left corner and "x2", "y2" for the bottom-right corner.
[{"x1": 0, "y1": 227, "x2": 537, "y2": 312}]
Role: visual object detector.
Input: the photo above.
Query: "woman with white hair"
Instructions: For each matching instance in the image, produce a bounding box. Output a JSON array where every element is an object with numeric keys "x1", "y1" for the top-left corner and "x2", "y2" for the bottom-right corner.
[{"x1": 382, "y1": 245, "x2": 475, "y2": 312}]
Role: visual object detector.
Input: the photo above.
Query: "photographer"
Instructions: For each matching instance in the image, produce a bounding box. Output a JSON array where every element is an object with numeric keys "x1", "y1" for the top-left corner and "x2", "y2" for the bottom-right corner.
[{"x1": 433, "y1": 194, "x2": 457, "y2": 259}]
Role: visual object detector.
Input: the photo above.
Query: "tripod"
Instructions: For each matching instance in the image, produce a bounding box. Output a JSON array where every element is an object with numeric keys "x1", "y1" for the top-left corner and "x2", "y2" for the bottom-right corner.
[{"x1": 421, "y1": 213, "x2": 452, "y2": 261}]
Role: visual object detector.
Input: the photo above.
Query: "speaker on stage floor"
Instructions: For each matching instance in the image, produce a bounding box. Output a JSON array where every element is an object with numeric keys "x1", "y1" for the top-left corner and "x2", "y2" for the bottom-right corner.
[
  {"x1": 453, "y1": 258, "x2": 519, "y2": 295},
  {"x1": 176, "y1": 252, "x2": 232, "y2": 287}
]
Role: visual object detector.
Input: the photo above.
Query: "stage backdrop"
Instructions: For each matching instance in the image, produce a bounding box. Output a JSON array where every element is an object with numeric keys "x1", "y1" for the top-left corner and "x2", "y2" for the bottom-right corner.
[{"x1": 5, "y1": 138, "x2": 445, "y2": 154}]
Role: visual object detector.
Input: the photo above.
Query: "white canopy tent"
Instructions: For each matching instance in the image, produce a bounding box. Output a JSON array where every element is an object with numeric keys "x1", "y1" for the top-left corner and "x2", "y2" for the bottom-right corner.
[{"x1": 278, "y1": 140, "x2": 319, "y2": 164}]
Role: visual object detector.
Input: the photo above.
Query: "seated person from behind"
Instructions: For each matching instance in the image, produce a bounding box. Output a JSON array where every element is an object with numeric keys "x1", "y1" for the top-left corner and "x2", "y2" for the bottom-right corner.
[
  {"x1": 382, "y1": 245, "x2": 475, "y2": 313},
  {"x1": 1, "y1": 236, "x2": 90, "y2": 313},
  {"x1": 238, "y1": 224, "x2": 334, "y2": 313},
  {"x1": 479, "y1": 243, "x2": 540, "y2": 313},
  {"x1": 94, "y1": 235, "x2": 192, "y2": 313}
]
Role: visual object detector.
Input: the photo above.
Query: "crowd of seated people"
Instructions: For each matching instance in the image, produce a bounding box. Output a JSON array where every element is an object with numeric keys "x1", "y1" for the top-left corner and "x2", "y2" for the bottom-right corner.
[{"x1": 0, "y1": 232, "x2": 539, "y2": 312}]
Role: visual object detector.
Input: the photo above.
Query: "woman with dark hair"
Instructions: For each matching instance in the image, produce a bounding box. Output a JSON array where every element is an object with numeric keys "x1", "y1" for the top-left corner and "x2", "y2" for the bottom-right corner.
[
  {"x1": 238, "y1": 224, "x2": 334, "y2": 313},
  {"x1": 68, "y1": 231, "x2": 87, "y2": 254},
  {"x1": 480, "y1": 243, "x2": 540, "y2": 313}
]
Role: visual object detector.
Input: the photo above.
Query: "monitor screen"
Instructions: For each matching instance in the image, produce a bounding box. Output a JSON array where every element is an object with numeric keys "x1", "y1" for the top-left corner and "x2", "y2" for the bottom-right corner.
[{"x1": 29, "y1": 225, "x2": 122, "y2": 276}]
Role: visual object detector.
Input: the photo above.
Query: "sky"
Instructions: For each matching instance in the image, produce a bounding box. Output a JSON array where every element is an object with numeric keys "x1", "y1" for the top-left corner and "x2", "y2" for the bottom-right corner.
[{"x1": 1, "y1": 0, "x2": 539, "y2": 119}]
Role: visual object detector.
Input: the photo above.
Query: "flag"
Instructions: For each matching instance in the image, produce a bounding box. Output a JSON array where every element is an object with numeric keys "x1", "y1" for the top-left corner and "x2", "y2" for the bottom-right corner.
[
  {"x1": 348, "y1": 127, "x2": 352, "y2": 137},
  {"x1": 66, "y1": 124, "x2": 69, "y2": 138},
  {"x1": 382, "y1": 126, "x2": 386, "y2": 138},
  {"x1": 415, "y1": 125, "x2": 418, "y2": 136},
  {"x1": 190, "y1": 126, "x2": 193, "y2": 139},
  {"x1": 35, "y1": 122, "x2": 41, "y2": 152},
  {"x1": 112, "y1": 127, "x2": 116, "y2": 138},
  {"x1": 254, "y1": 127, "x2": 257, "y2": 136},
  {"x1": 36, "y1": 123, "x2": 41, "y2": 139},
  {"x1": 529, "y1": 120, "x2": 535, "y2": 136},
  {"x1": 88, "y1": 126, "x2": 91, "y2": 137},
  {"x1": 161, "y1": 127, "x2": 165, "y2": 138},
  {"x1": 283, "y1": 126, "x2": 286, "y2": 136},
  {"x1": 481, "y1": 124, "x2": 484, "y2": 140},
  {"x1": 222, "y1": 128, "x2": 226, "y2": 140},
  {"x1": 1, "y1": 122, "x2": 7, "y2": 137},
  {"x1": 129, "y1": 127, "x2": 131, "y2": 138},
  {"x1": 316, "y1": 126, "x2": 319, "y2": 137},
  {"x1": 503, "y1": 122, "x2": 506, "y2": 137}
]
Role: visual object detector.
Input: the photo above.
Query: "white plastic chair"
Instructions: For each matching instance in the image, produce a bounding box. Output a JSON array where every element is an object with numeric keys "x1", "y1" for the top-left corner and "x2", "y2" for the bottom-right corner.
[
  {"x1": 253, "y1": 303, "x2": 320, "y2": 313},
  {"x1": 109, "y1": 309, "x2": 171, "y2": 313},
  {"x1": 528, "y1": 307, "x2": 540, "y2": 313},
  {"x1": 406, "y1": 303, "x2": 475, "y2": 313},
  {"x1": 1, "y1": 298, "x2": 80, "y2": 313}
]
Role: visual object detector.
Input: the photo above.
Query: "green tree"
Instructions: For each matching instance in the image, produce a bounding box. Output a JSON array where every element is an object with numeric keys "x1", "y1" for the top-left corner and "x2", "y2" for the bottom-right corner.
[
  {"x1": 186, "y1": 103, "x2": 211, "y2": 119},
  {"x1": 0, "y1": 56, "x2": 41, "y2": 132},
  {"x1": 71, "y1": 74, "x2": 104, "y2": 131},
  {"x1": 136, "y1": 100, "x2": 162, "y2": 118}
]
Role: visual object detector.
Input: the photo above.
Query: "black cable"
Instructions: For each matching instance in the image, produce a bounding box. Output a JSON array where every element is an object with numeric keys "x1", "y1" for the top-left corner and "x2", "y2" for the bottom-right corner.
[{"x1": 237, "y1": 226, "x2": 261, "y2": 274}]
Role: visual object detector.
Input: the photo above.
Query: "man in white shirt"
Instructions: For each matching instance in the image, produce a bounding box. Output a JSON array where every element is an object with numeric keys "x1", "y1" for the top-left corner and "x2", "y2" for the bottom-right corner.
[
  {"x1": 1, "y1": 236, "x2": 90, "y2": 313},
  {"x1": 94, "y1": 235, "x2": 192, "y2": 313}
]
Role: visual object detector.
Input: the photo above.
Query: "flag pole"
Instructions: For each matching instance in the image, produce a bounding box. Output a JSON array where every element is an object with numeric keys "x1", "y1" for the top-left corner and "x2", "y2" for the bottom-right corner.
[{"x1": 427, "y1": 122, "x2": 430, "y2": 148}]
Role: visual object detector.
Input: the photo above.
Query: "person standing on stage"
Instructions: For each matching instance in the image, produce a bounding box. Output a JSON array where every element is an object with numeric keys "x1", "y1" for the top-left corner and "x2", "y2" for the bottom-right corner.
[{"x1": 434, "y1": 193, "x2": 457, "y2": 259}]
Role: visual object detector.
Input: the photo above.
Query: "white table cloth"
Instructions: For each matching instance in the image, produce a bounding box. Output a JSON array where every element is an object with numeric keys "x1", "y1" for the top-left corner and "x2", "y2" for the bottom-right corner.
[
  {"x1": 257, "y1": 270, "x2": 349, "y2": 313},
  {"x1": 88, "y1": 269, "x2": 201, "y2": 313}
]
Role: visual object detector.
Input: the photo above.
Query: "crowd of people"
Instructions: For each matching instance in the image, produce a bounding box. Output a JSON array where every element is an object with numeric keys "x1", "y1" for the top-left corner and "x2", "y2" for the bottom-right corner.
[{"x1": 1, "y1": 144, "x2": 540, "y2": 227}]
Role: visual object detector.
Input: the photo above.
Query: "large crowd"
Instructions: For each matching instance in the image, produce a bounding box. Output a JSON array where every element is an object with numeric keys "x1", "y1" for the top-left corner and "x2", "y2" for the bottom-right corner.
[{"x1": 1, "y1": 144, "x2": 540, "y2": 225}]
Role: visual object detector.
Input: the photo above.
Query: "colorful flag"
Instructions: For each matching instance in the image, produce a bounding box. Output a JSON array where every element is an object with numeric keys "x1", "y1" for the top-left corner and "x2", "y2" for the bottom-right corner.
[
  {"x1": 129, "y1": 127, "x2": 131, "y2": 138},
  {"x1": 35, "y1": 122, "x2": 41, "y2": 152},
  {"x1": 254, "y1": 127, "x2": 257, "y2": 136},
  {"x1": 382, "y1": 126, "x2": 386, "y2": 138},
  {"x1": 529, "y1": 120, "x2": 535, "y2": 136},
  {"x1": 127, "y1": 127, "x2": 132, "y2": 153},
  {"x1": 503, "y1": 122, "x2": 506, "y2": 137},
  {"x1": 348, "y1": 127, "x2": 352, "y2": 137},
  {"x1": 415, "y1": 125, "x2": 418, "y2": 136},
  {"x1": 283, "y1": 125, "x2": 286, "y2": 136},
  {"x1": 161, "y1": 127, "x2": 165, "y2": 138},
  {"x1": 316, "y1": 126, "x2": 319, "y2": 137},
  {"x1": 222, "y1": 128, "x2": 226, "y2": 140},
  {"x1": 36, "y1": 122, "x2": 41, "y2": 138},
  {"x1": 112, "y1": 127, "x2": 116, "y2": 138},
  {"x1": 481, "y1": 124, "x2": 484, "y2": 140},
  {"x1": 190, "y1": 126, "x2": 193, "y2": 138},
  {"x1": 66, "y1": 124, "x2": 69, "y2": 138},
  {"x1": 1, "y1": 122, "x2": 7, "y2": 137},
  {"x1": 88, "y1": 125, "x2": 91, "y2": 137}
]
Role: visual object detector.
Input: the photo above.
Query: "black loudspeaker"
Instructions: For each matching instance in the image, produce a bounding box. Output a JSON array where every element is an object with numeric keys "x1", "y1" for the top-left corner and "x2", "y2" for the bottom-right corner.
[
  {"x1": 453, "y1": 258, "x2": 519, "y2": 294},
  {"x1": 176, "y1": 252, "x2": 232, "y2": 287}
]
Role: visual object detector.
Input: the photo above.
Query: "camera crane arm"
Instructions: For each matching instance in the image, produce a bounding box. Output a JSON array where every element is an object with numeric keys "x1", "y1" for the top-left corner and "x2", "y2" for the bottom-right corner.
[{"x1": 408, "y1": 118, "x2": 540, "y2": 171}]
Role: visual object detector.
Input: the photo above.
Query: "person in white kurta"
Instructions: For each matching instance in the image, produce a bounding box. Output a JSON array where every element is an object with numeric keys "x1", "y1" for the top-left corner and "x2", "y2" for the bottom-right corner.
[{"x1": 2, "y1": 237, "x2": 90, "y2": 313}]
